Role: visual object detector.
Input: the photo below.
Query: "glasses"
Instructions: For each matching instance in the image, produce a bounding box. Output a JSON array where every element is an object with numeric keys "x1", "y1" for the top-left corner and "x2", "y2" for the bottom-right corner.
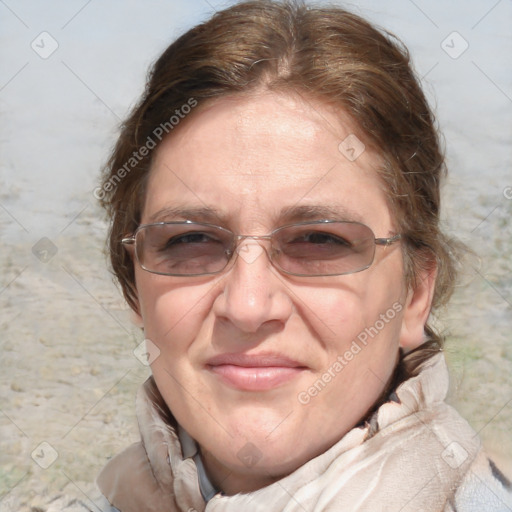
[{"x1": 121, "y1": 220, "x2": 401, "y2": 277}]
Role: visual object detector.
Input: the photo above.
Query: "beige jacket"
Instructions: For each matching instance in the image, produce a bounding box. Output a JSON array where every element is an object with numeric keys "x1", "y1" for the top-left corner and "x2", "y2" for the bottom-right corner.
[{"x1": 97, "y1": 353, "x2": 512, "y2": 511}]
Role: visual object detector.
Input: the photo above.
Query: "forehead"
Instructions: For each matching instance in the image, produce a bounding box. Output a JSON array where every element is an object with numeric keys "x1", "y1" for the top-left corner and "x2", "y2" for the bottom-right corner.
[{"x1": 143, "y1": 92, "x2": 393, "y2": 232}]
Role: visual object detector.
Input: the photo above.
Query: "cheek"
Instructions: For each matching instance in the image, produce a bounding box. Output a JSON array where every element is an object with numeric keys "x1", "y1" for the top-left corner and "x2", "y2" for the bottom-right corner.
[
  {"x1": 135, "y1": 270, "x2": 216, "y2": 350},
  {"x1": 293, "y1": 275, "x2": 404, "y2": 349},
  {"x1": 299, "y1": 288, "x2": 366, "y2": 345},
  {"x1": 304, "y1": 285, "x2": 405, "y2": 396}
]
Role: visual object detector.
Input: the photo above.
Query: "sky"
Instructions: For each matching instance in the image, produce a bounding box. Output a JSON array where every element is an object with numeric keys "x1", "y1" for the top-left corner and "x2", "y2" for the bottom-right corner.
[{"x1": 0, "y1": 0, "x2": 511, "y2": 240}]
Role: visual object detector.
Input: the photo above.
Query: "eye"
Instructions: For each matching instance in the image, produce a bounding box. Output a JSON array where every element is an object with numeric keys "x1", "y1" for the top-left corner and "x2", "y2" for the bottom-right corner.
[
  {"x1": 292, "y1": 231, "x2": 352, "y2": 246},
  {"x1": 158, "y1": 231, "x2": 228, "y2": 256},
  {"x1": 165, "y1": 232, "x2": 219, "y2": 246}
]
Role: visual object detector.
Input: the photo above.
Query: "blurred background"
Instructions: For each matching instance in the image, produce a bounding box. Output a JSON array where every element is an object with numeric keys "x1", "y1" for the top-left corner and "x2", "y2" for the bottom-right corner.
[{"x1": 1, "y1": 0, "x2": 511, "y2": 510}]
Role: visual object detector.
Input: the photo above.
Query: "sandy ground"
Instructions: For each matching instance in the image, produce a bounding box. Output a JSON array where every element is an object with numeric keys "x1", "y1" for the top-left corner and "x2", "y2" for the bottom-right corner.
[
  {"x1": 0, "y1": 203, "x2": 148, "y2": 511},
  {"x1": 0, "y1": 187, "x2": 511, "y2": 511},
  {"x1": 0, "y1": 3, "x2": 511, "y2": 508}
]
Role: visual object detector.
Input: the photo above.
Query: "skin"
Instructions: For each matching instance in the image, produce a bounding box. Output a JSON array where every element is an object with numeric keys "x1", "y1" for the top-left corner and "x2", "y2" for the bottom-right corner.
[{"x1": 130, "y1": 91, "x2": 436, "y2": 495}]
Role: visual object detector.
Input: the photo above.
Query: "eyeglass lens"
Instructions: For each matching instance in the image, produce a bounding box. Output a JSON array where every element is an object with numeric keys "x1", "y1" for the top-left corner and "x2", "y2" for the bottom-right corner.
[{"x1": 133, "y1": 222, "x2": 378, "y2": 277}]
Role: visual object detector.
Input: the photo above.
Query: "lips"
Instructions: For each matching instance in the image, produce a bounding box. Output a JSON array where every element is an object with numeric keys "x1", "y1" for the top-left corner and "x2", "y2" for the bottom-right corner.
[{"x1": 206, "y1": 352, "x2": 308, "y2": 391}]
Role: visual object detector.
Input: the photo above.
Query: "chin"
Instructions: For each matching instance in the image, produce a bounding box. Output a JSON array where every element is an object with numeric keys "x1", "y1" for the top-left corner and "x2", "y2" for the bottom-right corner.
[
  {"x1": 210, "y1": 437, "x2": 315, "y2": 486},
  {"x1": 214, "y1": 420, "x2": 321, "y2": 472}
]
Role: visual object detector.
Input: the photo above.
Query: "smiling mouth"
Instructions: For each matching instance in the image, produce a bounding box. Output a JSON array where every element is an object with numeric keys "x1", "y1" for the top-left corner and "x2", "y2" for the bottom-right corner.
[{"x1": 206, "y1": 353, "x2": 308, "y2": 391}]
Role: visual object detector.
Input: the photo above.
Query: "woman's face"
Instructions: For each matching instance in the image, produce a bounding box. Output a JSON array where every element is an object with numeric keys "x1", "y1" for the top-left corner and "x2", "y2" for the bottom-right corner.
[{"x1": 134, "y1": 92, "x2": 429, "y2": 493}]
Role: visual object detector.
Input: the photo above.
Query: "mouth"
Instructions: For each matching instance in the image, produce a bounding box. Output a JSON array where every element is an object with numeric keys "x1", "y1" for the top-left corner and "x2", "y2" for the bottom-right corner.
[{"x1": 206, "y1": 352, "x2": 308, "y2": 391}]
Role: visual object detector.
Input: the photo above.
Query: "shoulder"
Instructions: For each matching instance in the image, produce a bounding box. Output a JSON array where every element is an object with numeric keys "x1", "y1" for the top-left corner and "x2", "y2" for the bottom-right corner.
[
  {"x1": 96, "y1": 442, "x2": 171, "y2": 512},
  {"x1": 300, "y1": 401, "x2": 487, "y2": 510},
  {"x1": 448, "y1": 449, "x2": 512, "y2": 511},
  {"x1": 97, "y1": 442, "x2": 151, "y2": 491},
  {"x1": 30, "y1": 484, "x2": 120, "y2": 512}
]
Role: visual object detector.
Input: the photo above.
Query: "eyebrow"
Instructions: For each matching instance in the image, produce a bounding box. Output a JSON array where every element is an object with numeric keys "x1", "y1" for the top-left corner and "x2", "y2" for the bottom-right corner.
[
  {"x1": 147, "y1": 204, "x2": 365, "y2": 226},
  {"x1": 147, "y1": 206, "x2": 226, "y2": 224},
  {"x1": 279, "y1": 205, "x2": 365, "y2": 224}
]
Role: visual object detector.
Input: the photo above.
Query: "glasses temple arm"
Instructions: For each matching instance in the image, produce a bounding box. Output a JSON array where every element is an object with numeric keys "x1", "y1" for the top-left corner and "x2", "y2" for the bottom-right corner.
[{"x1": 374, "y1": 234, "x2": 402, "y2": 246}]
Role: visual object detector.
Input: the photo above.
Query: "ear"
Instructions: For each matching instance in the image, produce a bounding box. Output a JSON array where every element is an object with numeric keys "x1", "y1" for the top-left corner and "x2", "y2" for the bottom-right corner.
[
  {"x1": 130, "y1": 307, "x2": 144, "y2": 329},
  {"x1": 128, "y1": 284, "x2": 144, "y2": 329},
  {"x1": 124, "y1": 244, "x2": 144, "y2": 329},
  {"x1": 399, "y1": 265, "x2": 437, "y2": 352}
]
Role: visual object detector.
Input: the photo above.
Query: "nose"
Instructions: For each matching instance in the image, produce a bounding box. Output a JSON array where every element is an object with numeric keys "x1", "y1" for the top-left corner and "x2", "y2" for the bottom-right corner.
[{"x1": 212, "y1": 239, "x2": 293, "y2": 334}]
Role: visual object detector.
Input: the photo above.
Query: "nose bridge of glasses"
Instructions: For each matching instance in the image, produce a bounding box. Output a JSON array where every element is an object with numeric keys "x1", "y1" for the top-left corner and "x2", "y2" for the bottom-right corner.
[
  {"x1": 233, "y1": 234, "x2": 273, "y2": 252},
  {"x1": 235, "y1": 234, "x2": 273, "y2": 241},
  {"x1": 232, "y1": 234, "x2": 275, "y2": 266}
]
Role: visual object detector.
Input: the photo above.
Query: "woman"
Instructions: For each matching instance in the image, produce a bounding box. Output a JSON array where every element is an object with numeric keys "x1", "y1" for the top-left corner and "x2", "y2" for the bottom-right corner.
[{"x1": 95, "y1": 1, "x2": 511, "y2": 510}]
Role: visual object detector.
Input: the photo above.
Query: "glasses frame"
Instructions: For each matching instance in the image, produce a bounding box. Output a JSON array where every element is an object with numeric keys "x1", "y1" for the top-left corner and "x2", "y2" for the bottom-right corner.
[{"x1": 121, "y1": 219, "x2": 401, "y2": 277}]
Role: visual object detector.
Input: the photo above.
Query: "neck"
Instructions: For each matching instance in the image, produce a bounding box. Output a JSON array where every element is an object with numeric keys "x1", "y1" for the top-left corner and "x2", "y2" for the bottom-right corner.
[{"x1": 200, "y1": 447, "x2": 281, "y2": 496}]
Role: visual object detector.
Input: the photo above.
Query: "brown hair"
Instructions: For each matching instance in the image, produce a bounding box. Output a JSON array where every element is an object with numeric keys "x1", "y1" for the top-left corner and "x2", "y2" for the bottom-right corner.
[{"x1": 99, "y1": 0, "x2": 459, "y2": 367}]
